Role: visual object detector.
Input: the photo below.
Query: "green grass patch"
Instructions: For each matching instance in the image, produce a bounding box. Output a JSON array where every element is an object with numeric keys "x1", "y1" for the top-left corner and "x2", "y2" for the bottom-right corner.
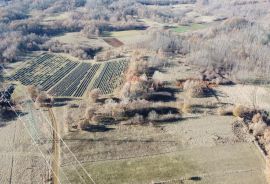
[
  {"x1": 102, "y1": 30, "x2": 144, "y2": 38},
  {"x1": 172, "y1": 23, "x2": 208, "y2": 33},
  {"x1": 61, "y1": 152, "x2": 198, "y2": 184}
]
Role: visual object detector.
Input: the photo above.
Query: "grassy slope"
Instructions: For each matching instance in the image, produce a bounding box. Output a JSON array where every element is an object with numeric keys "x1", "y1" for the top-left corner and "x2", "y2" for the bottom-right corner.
[{"x1": 172, "y1": 23, "x2": 208, "y2": 33}]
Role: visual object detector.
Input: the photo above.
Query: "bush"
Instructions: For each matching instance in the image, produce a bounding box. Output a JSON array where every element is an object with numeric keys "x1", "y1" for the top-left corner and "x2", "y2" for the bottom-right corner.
[
  {"x1": 147, "y1": 110, "x2": 159, "y2": 121},
  {"x1": 182, "y1": 102, "x2": 192, "y2": 114},
  {"x1": 252, "y1": 113, "x2": 262, "y2": 124},
  {"x1": 232, "y1": 105, "x2": 250, "y2": 118},
  {"x1": 87, "y1": 89, "x2": 101, "y2": 103},
  {"x1": 122, "y1": 113, "x2": 145, "y2": 125},
  {"x1": 84, "y1": 106, "x2": 96, "y2": 120},
  {"x1": 251, "y1": 120, "x2": 267, "y2": 136},
  {"x1": 183, "y1": 80, "x2": 208, "y2": 98},
  {"x1": 35, "y1": 92, "x2": 52, "y2": 107},
  {"x1": 27, "y1": 85, "x2": 40, "y2": 101},
  {"x1": 217, "y1": 106, "x2": 233, "y2": 116},
  {"x1": 263, "y1": 128, "x2": 270, "y2": 144}
]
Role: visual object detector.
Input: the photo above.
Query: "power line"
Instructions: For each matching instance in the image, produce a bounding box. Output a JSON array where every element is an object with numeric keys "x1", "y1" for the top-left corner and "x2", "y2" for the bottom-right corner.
[{"x1": 6, "y1": 101, "x2": 63, "y2": 184}]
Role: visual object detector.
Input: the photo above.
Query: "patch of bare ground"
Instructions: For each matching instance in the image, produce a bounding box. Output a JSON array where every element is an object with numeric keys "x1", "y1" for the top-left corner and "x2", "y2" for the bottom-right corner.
[{"x1": 103, "y1": 38, "x2": 124, "y2": 47}]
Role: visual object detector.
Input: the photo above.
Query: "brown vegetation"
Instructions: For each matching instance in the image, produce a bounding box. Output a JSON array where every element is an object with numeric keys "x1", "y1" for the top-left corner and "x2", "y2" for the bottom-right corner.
[
  {"x1": 183, "y1": 80, "x2": 209, "y2": 98},
  {"x1": 217, "y1": 106, "x2": 233, "y2": 116},
  {"x1": 232, "y1": 105, "x2": 251, "y2": 118},
  {"x1": 87, "y1": 89, "x2": 102, "y2": 103},
  {"x1": 27, "y1": 85, "x2": 40, "y2": 101},
  {"x1": 35, "y1": 92, "x2": 53, "y2": 107}
]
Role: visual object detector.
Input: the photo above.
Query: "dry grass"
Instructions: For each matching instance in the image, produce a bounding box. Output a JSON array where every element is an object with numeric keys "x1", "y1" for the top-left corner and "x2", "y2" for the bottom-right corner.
[
  {"x1": 182, "y1": 102, "x2": 193, "y2": 114},
  {"x1": 87, "y1": 89, "x2": 101, "y2": 103},
  {"x1": 250, "y1": 120, "x2": 267, "y2": 136},
  {"x1": 183, "y1": 80, "x2": 208, "y2": 98},
  {"x1": 27, "y1": 85, "x2": 39, "y2": 101},
  {"x1": 265, "y1": 160, "x2": 270, "y2": 184},
  {"x1": 263, "y1": 128, "x2": 270, "y2": 144},
  {"x1": 84, "y1": 106, "x2": 96, "y2": 120},
  {"x1": 232, "y1": 105, "x2": 250, "y2": 118},
  {"x1": 122, "y1": 113, "x2": 145, "y2": 125},
  {"x1": 252, "y1": 113, "x2": 262, "y2": 124},
  {"x1": 217, "y1": 106, "x2": 233, "y2": 116}
]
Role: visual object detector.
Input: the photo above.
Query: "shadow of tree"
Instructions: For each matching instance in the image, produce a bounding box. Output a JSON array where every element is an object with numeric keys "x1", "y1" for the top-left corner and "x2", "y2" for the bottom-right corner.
[
  {"x1": 0, "y1": 110, "x2": 28, "y2": 127},
  {"x1": 83, "y1": 124, "x2": 114, "y2": 132}
]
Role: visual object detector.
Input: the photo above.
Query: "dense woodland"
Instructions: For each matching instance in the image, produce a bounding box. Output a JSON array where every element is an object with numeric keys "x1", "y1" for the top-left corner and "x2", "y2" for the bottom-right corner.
[{"x1": 0, "y1": 0, "x2": 270, "y2": 82}]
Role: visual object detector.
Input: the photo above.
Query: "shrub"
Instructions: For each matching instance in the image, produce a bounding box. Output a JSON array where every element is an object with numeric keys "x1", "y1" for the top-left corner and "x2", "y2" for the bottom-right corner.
[
  {"x1": 27, "y1": 85, "x2": 39, "y2": 101},
  {"x1": 182, "y1": 102, "x2": 192, "y2": 114},
  {"x1": 159, "y1": 112, "x2": 181, "y2": 121},
  {"x1": 84, "y1": 106, "x2": 96, "y2": 120},
  {"x1": 251, "y1": 120, "x2": 267, "y2": 136},
  {"x1": 232, "y1": 105, "x2": 250, "y2": 118},
  {"x1": 183, "y1": 80, "x2": 208, "y2": 98},
  {"x1": 252, "y1": 113, "x2": 262, "y2": 124},
  {"x1": 122, "y1": 113, "x2": 145, "y2": 125},
  {"x1": 87, "y1": 88, "x2": 101, "y2": 103},
  {"x1": 263, "y1": 128, "x2": 270, "y2": 144},
  {"x1": 147, "y1": 110, "x2": 159, "y2": 121},
  {"x1": 35, "y1": 92, "x2": 51, "y2": 107},
  {"x1": 79, "y1": 119, "x2": 90, "y2": 130},
  {"x1": 217, "y1": 106, "x2": 233, "y2": 116},
  {"x1": 64, "y1": 110, "x2": 75, "y2": 128}
]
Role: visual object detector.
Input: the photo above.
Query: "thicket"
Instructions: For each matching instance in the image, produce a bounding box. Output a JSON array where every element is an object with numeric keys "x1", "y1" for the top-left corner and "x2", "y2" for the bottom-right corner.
[{"x1": 187, "y1": 17, "x2": 270, "y2": 83}]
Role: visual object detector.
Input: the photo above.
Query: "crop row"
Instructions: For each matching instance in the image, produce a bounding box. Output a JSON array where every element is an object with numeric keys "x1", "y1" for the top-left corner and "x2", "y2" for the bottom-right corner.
[
  {"x1": 11, "y1": 54, "x2": 54, "y2": 81},
  {"x1": 73, "y1": 63, "x2": 101, "y2": 97},
  {"x1": 90, "y1": 60, "x2": 128, "y2": 94},
  {"x1": 49, "y1": 63, "x2": 92, "y2": 96},
  {"x1": 11, "y1": 54, "x2": 78, "y2": 92},
  {"x1": 40, "y1": 61, "x2": 78, "y2": 91},
  {"x1": 11, "y1": 54, "x2": 129, "y2": 98}
]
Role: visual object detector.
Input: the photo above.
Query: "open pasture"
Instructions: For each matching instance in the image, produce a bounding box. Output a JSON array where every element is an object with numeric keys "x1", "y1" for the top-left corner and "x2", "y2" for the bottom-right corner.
[
  {"x1": 171, "y1": 23, "x2": 208, "y2": 33},
  {"x1": 53, "y1": 32, "x2": 109, "y2": 48},
  {"x1": 60, "y1": 115, "x2": 267, "y2": 184},
  {"x1": 10, "y1": 54, "x2": 129, "y2": 97}
]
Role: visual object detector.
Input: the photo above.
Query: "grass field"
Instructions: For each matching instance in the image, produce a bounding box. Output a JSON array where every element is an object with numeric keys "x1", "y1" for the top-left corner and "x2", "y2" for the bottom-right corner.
[
  {"x1": 60, "y1": 115, "x2": 267, "y2": 184},
  {"x1": 102, "y1": 30, "x2": 147, "y2": 45},
  {"x1": 171, "y1": 23, "x2": 208, "y2": 33},
  {"x1": 53, "y1": 32, "x2": 109, "y2": 48},
  {"x1": 58, "y1": 104, "x2": 267, "y2": 184},
  {"x1": 102, "y1": 30, "x2": 145, "y2": 38}
]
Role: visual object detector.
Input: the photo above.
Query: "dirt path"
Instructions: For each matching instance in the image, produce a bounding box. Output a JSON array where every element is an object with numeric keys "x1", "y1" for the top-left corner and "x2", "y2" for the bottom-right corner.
[{"x1": 48, "y1": 108, "x2": 60, "y2": 184}]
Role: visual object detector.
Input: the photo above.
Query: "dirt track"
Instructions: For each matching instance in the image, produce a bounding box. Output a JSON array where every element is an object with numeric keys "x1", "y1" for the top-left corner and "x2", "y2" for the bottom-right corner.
[{"x1": 48, "y1": 108, "x2": 60, "y2": 184}]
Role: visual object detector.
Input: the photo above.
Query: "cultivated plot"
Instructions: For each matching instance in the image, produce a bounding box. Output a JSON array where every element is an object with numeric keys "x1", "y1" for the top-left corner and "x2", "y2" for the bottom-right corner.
[{"x1": 10, "y1": 54, "x2": 129, "y2": 97}]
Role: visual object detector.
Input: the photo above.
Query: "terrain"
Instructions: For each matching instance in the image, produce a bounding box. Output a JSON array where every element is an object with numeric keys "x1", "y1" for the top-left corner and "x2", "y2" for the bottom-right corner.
[{"x1": 1, "y1": 0, "x2": 270, "y2": 184}]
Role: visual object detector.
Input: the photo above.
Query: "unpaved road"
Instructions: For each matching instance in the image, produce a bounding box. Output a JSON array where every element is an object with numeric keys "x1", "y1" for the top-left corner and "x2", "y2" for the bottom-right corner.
[{"x1": 48, "y1": 108, "x2": 60, "y2": 184}]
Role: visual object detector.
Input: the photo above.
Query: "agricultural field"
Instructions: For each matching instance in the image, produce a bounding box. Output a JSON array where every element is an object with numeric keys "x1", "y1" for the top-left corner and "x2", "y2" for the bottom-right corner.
[
  {"x1": 2, "y1": 1, "x2": 270, "y2": 184},
  {"x1": 89, "y1": 59, "x2": 128, "y2": 94},
  {"x1": 10, "y1": 54, "x2": 129, "y2": 97},
  {"x1": 9, "y1": 54, "x2": 79, "y2": 91},
  {"x1": 53, "y1": 32, "x2": 109, "y2": 49},
  {"x1": 171, "y1": 23, "x2": 208, "y2": 33},
  {"x1": 102, "y1": 30, "x2": 147, "y2": 45},
  {"x1": 60, "y1": 113, "x2": 267, "y2": 184}
]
